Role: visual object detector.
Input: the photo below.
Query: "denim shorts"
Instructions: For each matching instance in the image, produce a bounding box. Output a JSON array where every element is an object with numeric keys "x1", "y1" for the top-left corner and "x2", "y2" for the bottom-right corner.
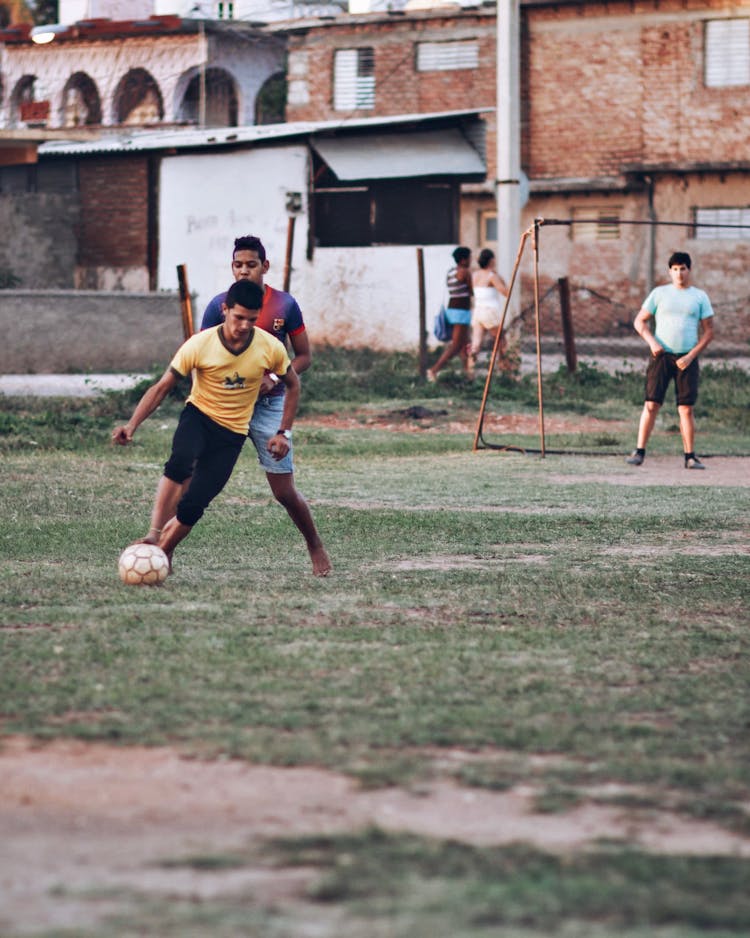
[
  {"x1": 445, "y1": 306, "x2": 472, "y2": 326},
  {"x1": 249, "y1": 392, "x2": 293, "y2": 474}
]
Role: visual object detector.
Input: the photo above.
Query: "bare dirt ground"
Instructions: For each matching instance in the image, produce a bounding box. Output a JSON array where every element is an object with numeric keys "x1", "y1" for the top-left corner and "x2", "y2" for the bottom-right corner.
[
  {"x1": 2, "y1": 412, "x2": 748, "y2": 935},
  {"x1": 3, "y1": 735, "x2": 750, "y2": 935}
]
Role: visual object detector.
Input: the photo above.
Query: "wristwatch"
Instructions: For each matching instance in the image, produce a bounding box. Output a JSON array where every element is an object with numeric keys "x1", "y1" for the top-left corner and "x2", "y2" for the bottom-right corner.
[{"x1": 277, "y1": 429, "x2": 292, "y2": 440}]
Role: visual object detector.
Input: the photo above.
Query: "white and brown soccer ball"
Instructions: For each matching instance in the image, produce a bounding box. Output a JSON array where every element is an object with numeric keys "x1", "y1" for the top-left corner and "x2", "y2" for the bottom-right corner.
[{"x1": 118, "y1": 543, "x2": 169, "y2": 586}]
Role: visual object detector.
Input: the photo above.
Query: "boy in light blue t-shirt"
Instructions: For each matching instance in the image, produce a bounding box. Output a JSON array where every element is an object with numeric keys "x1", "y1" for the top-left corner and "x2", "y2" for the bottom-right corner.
[{"x1": 626, "y1": 252, "x2": 715, "y2": 469}]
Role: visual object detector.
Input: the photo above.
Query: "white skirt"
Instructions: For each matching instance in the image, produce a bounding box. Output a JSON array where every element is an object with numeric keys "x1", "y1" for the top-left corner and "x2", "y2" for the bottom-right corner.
[{"x1": 472, "y1": 286, "x2": 502, "y2": 330}]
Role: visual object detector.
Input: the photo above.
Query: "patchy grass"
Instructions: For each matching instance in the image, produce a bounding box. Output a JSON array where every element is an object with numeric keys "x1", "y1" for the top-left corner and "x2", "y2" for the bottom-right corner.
[{"x1": 1, "y1": 353, "x2": 749, "y2": 937}]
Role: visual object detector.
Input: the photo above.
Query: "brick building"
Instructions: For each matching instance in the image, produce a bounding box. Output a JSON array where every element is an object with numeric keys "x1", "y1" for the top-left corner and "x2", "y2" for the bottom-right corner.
[
  {"x1": 0, "y1": 13, "x2": 284, "y2": 291},
  {"x1": 274, "y1": 0, "x2": 750, "y2": 340},
  {"x1": 1, "y1": 0, "x2": 749, "y2": 344}
]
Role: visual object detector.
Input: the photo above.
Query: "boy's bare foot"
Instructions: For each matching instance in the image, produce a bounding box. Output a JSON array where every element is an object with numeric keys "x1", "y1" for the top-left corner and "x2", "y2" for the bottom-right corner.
[{"x1": 310, "y1": 544, "x2": 332, "y2": 577}]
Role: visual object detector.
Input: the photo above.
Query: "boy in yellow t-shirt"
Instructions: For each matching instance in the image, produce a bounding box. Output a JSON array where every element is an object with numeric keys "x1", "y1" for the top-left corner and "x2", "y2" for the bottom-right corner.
[{"x1": 112, "y1": 280, "x2": 297, "y2": 566}]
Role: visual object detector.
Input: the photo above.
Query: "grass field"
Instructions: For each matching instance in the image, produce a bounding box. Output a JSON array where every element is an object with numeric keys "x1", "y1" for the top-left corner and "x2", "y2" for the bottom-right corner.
[{"x1": 1, "y1": 352, "x2": 749, "y2": 937}]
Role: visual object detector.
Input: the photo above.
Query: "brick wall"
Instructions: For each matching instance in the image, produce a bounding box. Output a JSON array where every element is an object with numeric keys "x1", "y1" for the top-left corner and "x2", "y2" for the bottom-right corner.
[
  {"x1": 527, "y1": 0, "x2": 750, "y2": 178},
  {"x1": 285, "y1": 1, "x2": 750, "y2": 182},
  {"x1": 78, "y1": 156, "x2": 150, "y2": 267},
  {"x1": 76, "y1": 155, "x2": 151, "y2": 289},
  {"x1": 286, "y1": 11, "x2": 497, "y2": 116}
]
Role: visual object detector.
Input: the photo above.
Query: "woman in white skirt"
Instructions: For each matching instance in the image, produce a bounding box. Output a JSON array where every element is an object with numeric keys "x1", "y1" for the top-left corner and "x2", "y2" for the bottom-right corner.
[{"x1": 469, "y1": 248, "x2": 509, "y2": 375}]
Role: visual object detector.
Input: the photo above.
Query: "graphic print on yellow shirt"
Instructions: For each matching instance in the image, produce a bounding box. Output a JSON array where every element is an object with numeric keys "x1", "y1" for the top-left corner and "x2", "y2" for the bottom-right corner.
[{"x1": 170, "y1": 326, "x2": 290, "y2": 435}]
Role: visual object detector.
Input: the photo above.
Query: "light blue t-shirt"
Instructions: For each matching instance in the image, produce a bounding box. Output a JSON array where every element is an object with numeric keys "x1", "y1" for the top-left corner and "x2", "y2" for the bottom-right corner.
[{"x1": 643, "y1": 284, "x2": 714, "y2": 354}]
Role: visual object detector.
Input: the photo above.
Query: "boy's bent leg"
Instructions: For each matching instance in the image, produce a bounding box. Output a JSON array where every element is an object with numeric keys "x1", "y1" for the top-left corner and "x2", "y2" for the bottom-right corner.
[
  {"x1": 141, "y1": 476, "x2": 186, "y2": 543},
  {"x1": 158, "y1": 517, "x2": 193, "y2": 562},
  {"x1": 141, "y1": 404, "x2": 205, "y2": 542},
  {"x1": 250, "y1": 396, "x2": 331, "y2": 576},
  {"x1": 267, "y1": 472, "x2": 332, "y2": 577}
]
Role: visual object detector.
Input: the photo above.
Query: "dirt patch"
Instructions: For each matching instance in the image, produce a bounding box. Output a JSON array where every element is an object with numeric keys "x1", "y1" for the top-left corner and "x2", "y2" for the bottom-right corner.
[
  {"x1": 2, "y1": 736, "x2": 749, "y2": 934},
  {"x1": 548, "y1": 455, "x2": 750, "y2": 488},
  {"x1": 304, "y1": 409, "x2": 627, "y2": 436},
  {"x1": 302, "y1": 412, "x2": 749, "y2": 488}
]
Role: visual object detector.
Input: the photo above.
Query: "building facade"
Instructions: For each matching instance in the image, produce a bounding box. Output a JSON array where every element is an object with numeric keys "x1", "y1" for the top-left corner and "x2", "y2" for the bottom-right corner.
[
  {"x1": 1, "y1": 0, "x2": 749, "y2": 347},
  {"x1": 276, "y1": 0, "x2": 750, "y2": 341},
  {"x1": 0, "y1": 16, "x2": 285, "y2": 131}
]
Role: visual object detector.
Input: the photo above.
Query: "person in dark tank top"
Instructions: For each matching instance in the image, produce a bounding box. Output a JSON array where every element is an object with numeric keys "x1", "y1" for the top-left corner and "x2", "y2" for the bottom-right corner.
[{"x1": 427, "y1": 246, "x2": 474, "y2": 382}]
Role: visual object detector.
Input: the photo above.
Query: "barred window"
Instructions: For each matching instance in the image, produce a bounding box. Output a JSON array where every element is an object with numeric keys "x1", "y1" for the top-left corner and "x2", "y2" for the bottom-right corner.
[
  {"x1": 695, "y1": 206, "x2": 750, "y2": 239},
  {"x1": 333, "y1": 48, "x2": 375, "y2": 111},
  {"x1": 705, "y1": 19, "x2": 750, "y2": 87},
  {"x1": 479, "y1": 210, "x2": 497, "y2": 245},
  {"x1": 417, "y1": 41, "x2": 479, "y2": 72},
  {"x1": 571, "y1": 206, "x2": 622, "y2": 242}
]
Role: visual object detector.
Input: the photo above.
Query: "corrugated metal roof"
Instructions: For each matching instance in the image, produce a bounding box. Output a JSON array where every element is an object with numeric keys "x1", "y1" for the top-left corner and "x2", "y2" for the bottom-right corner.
[
  {"x1": 38, "y1": 109, "x2": 491, "y2": 157},
  {"x1": 311, "y1": 127, "x2": 484, "y2": 180}
]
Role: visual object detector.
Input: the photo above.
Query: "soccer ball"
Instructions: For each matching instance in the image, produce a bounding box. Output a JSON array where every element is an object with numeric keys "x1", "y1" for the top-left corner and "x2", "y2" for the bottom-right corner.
[{"x1": 118, "y1": 543, "x2": 170, "y2": 586}]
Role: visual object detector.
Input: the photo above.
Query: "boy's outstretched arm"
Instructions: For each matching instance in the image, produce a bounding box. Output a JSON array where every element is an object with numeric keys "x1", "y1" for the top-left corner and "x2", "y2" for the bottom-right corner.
[{"x1": 112, "y1": 369, "x2": 179, "y2": 445}]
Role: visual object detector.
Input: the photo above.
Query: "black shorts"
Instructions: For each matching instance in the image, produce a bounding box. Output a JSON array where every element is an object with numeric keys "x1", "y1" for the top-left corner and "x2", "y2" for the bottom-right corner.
[
  {"x1": 164, "y1": 403, "x2": 246, "y2": 527},
  {"x1": 644, "y1": 351, "x2": 700, "y2": 407}
]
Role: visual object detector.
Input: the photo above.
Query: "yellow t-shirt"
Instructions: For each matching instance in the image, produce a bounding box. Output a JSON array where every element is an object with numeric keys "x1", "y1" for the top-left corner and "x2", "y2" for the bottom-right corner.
[{"x1": 170, "y1": 326, "x2": 291, "y2": 435}]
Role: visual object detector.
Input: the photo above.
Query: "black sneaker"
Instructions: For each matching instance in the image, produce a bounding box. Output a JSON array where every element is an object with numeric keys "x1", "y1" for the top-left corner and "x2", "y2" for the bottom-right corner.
[
  {"x1": 685, "y1": 456, "x2": 706, "y2": 470},
  {"x1": 626, "y1": 451, "x2": 644, "y2": 466}
]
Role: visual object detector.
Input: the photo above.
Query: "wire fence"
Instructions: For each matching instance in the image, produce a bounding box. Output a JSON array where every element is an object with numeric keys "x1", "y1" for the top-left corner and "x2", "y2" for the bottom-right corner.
[{"x1": 509, "y1": 279, "x2": 750, "y2": 352}]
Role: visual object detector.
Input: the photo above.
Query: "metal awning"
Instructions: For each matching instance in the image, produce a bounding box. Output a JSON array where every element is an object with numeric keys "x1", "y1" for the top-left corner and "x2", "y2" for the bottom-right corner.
[{"x1": 310, "y1": 128, "x2": 484, "y2": 181}]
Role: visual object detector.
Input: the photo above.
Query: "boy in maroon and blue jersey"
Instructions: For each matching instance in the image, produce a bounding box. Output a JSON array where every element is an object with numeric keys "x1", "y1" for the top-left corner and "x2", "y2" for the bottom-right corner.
[{"x1": 200, "y1": 235, "x2": 331, "y2": 577}]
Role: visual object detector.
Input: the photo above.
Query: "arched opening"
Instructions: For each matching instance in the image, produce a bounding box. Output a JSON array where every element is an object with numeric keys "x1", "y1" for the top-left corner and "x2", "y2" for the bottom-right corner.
[
  {"x1": 61, "y1": 72, "x2": 102, "y2": 127},
  {"x1": 10, "y1": 74, "x2": 45, "y2": 127},
  {"x1": 255, "y1": 71, "x2": 286, "y2": 125},
  {"x1": 113, "y1": 68, "x2": 164, "y2": 126},
  {"x1": 178, "y1": 67, "x2": 238, "y2": 128}
]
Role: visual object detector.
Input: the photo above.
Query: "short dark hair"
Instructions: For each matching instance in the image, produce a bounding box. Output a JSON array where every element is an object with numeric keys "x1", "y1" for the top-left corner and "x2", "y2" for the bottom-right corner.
[
  {"x1": 233, "y1": 235, "x2": 266, "y2": 263},
  {"x1": 226, "y1": 279, "x2": 263, "y2": 310},
  {"x1": 477, "y1": 248, "x2": 494, "y2": 269},
  {"x1": 668, "y1": 251, "x2": 691, "y2": 269},
  {"x1": 452, "y1": 246, "x2": 471, "y2": 264}
]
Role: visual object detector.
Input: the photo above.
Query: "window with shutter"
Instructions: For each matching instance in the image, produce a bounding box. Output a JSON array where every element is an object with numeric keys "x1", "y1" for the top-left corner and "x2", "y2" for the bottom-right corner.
[
  {"x1": 416, "y1": 41, "x2": 479, "y2": 72},
  {"x1": 571, "y1": 207, "x2": 622, "y2": 242},
  {"x1": 695, "y1": 206, "x2": 750, "y2": 239},
  {"x1": 333, "y1": 48, "x2": 375, "y2": 111},
  {"x1": 705, "y1": 19, "x2": 750, "y2": 87}
]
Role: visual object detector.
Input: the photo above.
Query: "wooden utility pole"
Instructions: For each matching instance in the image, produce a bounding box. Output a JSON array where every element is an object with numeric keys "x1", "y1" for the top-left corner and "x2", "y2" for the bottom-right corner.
[
  {"x1": 176, "y1": 264, "x2": 194, "y2": 340},
  {"x1": 283, "y1": 216, "x2": 296, "y2": 292},
  {"x1": 417, "y1": 247, "x2": 427, "y2": 377},
  {"x1": 558, "y1": 276, "x2": 577, "y2": 373}
]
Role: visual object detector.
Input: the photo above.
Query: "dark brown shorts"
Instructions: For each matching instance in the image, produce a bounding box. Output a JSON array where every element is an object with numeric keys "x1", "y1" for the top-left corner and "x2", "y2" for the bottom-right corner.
[{"x1": 644, "y1": 351, "x2": 700, "y2": 406}]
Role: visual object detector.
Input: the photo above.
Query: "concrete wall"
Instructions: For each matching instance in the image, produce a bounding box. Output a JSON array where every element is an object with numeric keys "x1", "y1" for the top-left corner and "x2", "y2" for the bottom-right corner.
[
  {"x1": 157, "y1": 145, "x2": 453, "y2": 350},
  {"x1": 0, "y1": 192, "x2": 80, "y2": 289},
  {"x1": 0, "y1": 290, "x2": 185, "y2": 373}
]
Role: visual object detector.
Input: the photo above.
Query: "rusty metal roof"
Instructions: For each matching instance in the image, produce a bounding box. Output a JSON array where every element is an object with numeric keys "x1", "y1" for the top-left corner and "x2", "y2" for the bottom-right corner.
[{"x1": 38, "y1": 109, "x2": 490, "y2": 157}]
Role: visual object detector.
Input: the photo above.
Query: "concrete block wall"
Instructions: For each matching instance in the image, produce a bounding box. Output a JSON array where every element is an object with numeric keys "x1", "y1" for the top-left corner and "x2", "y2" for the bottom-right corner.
[
  {"x1": 0, "y1": 290, "x2": 185, "y2": 373},
  {"x1": 0, "y1": 192, "x2": 80, "y2": 289}
]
